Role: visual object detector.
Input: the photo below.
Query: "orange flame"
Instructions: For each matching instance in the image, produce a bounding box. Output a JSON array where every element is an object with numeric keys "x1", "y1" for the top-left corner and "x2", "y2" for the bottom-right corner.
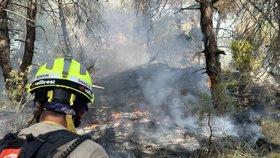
[
  {"x1": 86, "y1": 110, "x2": 150, "y2": 130},
  {"x1": 89, "y1": 124, "x2": 99, "y2": 129},
  {"x1": 112, "y1": 112, "x2": 122, "y2": 117},
  {"x1": 208, "y1": 78, "x2": 211, "y2": 88},
  {"x1": 108, "y1": 119, "x2": 121, "y2": 124},
  {"x1": 134, "y1": 111, "x2": 147, "y2": 117},
  {"x1": 124, "y1": 122, "x2": 133, "y2": 127}
]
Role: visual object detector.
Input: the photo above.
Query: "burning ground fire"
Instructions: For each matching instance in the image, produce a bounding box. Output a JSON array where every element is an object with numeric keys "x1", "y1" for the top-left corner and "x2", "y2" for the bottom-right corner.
[
  {"x1": 79, "y1": 107, "x2": 278, "y2": 157},
  {"x1": 85, "y1": 110, "x2": 149, "y2": 130},
  {"x1": 111, "y1": 110, "x2": 148, "y2": 119},
  {"x1": 80, "y1": 108, "x2": 203, "y2": 154},
  {"x1": 79, "y1": 109, "x2": 278, "y2": 156}
]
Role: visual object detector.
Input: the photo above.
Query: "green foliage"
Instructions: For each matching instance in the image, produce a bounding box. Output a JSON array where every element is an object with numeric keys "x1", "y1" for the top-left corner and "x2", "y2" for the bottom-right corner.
[
  {"x1": 192, "y1": 83, "x2": 240, "y2": 115},
  {"x1": 196, "y1": 91, "x2": 212, "y2": 108},
  {"x1": 6, "y1": 70, "x2": 25, "y2": 96},
  {"x1": 196, "y1": 81, "x2": 232, "y2": 114},
  {"x1": 223, "y1": 70, "x2": 252, "y2": 109},
  {"x1": 4, "y1": 67, "x2": 33, "y2": 109},
  {"x1": 230, "y1": 40, "x2": 253, "y2": 72},
  {"x1": 229, "y1": 40, "x2": 263, "y2": 109}
]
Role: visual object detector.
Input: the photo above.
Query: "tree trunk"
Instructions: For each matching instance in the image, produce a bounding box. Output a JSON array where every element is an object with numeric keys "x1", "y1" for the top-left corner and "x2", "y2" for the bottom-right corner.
[
  {"x1": 275, "y1": 0, "x2": 280, "y2": 72},
  {"x1": 58, "y1": 0, "x2": 72, "y2": 55},
  {"x1": 16, "y1": 0, "x2": 37, "y2": 101},
  {"x1": 0, "y1": 0, "x2": 12, "y2": 86},
  {"x1": 20, "y1": 0, "x2": 37, "y2": 78},
  {"x1": 199, "y1": 0, "x2": 226, "y2": 113}
]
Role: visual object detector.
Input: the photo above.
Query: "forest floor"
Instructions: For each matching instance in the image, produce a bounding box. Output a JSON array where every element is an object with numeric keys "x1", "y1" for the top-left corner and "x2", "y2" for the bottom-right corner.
[{"x1": 0, "y1": 64, "x2": 279, "y2": 158}]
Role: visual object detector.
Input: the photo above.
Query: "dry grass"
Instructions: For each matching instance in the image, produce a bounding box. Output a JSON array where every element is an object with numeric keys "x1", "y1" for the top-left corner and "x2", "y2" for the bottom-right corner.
[
  {"x1": 261, "y1": 120, "x2": 280, "y2": 144},
  {"x1": 266, "y1": 153, "x2": 280, "y2": 158},
  {"x1": 222, "y1": 150, "x2": 255, "y2": 158},
  {"x1": 223, "y1": 151, "x2": 280, "y2": 158}
]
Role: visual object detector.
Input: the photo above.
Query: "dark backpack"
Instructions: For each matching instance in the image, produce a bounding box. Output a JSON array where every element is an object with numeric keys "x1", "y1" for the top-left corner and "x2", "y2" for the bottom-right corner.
[{"x1": 0, "y1": 129, "x2": 91, "y2": 158}]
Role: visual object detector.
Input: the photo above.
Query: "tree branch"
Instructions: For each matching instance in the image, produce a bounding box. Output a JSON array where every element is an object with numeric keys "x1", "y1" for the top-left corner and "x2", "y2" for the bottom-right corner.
[
  {"x1": 14, "y1": 39, "x2": 26, "y2": 43},
  {"x1": 207, "y1": 112, "x2": 213, "y2": 156},
  {"x1": 8, "y1": 29, "x2": 23, "y2": 32},
  {"x1": 35, "y1": 25, "x2": 49, "y2": 44},
  {"x1": 0, "y1": 8, "x2": 35, "y2": 22},
  {"x1": 192, "y1": 68, "x2": 207, "y2": 74},
  {"x1": 174, "y1": 4, "x2": 200, "y2": 14},
  {"x1": 31, "y1": 63, "x2": 40, "y2": 67},
  {"x1": 247, "y1": 0, "x2": 275, "y2": 28},
  {"x1": 216, "y1": 49, "x2": 226, "y2": 55},
  {"x1": 9, "y1": 3, "x2": 28, "y2": 9}
]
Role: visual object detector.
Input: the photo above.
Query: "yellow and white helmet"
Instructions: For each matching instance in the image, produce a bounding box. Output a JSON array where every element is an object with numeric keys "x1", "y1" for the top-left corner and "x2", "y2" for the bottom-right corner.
[{"x1": 28, "y1": 57, "x2": 94, "y2": 106}]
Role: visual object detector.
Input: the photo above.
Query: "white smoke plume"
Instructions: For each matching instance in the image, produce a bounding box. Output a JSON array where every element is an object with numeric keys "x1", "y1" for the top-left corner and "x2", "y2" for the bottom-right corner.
[{"x1": 90, "y1": 0, "x2": 263, "y2": 143}]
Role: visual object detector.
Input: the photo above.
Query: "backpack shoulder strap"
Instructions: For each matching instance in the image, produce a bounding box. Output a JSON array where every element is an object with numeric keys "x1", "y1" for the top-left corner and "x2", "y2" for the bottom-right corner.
[
  {"x1": 59, "y1": 134, "x2": 92, "y2": 158},
  {"x1": 0, "y1": 132, "x2": 26, "y2": 158},
  {"x1": 22, "y1": 129, "x2": 79, "y2": 158},
  {"x1": 0, "y1": 132, "x2": 22, "y2": 152}
]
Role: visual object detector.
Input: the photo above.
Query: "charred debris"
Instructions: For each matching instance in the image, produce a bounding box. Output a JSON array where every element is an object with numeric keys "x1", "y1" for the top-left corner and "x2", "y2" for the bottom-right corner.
[{"x1": 76, "y1": 63, "x2": 280, "y2": 158}]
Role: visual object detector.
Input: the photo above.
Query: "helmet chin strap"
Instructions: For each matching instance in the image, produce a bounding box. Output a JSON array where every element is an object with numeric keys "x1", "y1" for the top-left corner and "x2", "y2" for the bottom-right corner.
[
  {"x1": 30, "y1": 112, "x2": 79, "y2": 134},
  {"x1": 65, "y1": 115, "x2": 77, "y2": 134},
  {"x1": 28, "y1": 101, "x2": 79, "y2": 134}
]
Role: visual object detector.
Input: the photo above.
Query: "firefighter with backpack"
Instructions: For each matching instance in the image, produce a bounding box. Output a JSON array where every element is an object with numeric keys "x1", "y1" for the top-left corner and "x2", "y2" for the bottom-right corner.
[{"x1": 0, "y1": 57, "x2": 109, "y2": 158}]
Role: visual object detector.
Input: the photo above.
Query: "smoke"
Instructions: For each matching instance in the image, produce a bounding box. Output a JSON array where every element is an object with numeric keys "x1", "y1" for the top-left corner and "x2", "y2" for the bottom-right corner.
[
  {"x1": 90, "y1": 0, "x2": 264, "y2": 144},
  {"x1": 31, "y1": 0, "x2": 266, "y2": 146},
  {"x1": 77, "y1": 0, "x2": 205, "y2": 80},
  {"x1": 137, "y1": 65, "x2": 242, "y2": 138},
  {"x1": 88, "y1": 2, "x2": 151, "y2": 79},
  {"x1": 0, "y1": 0, "x2": 265, "y2": 152},
  {"x1": 139, "y1": 67, "x2": 262, "y2": 140}
]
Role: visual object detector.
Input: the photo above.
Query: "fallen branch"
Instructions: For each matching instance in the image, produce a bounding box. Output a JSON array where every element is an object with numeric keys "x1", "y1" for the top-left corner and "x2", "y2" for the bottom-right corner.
[{"x1": 92, "y1": 84, "x2": 105, "y2": 90}]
